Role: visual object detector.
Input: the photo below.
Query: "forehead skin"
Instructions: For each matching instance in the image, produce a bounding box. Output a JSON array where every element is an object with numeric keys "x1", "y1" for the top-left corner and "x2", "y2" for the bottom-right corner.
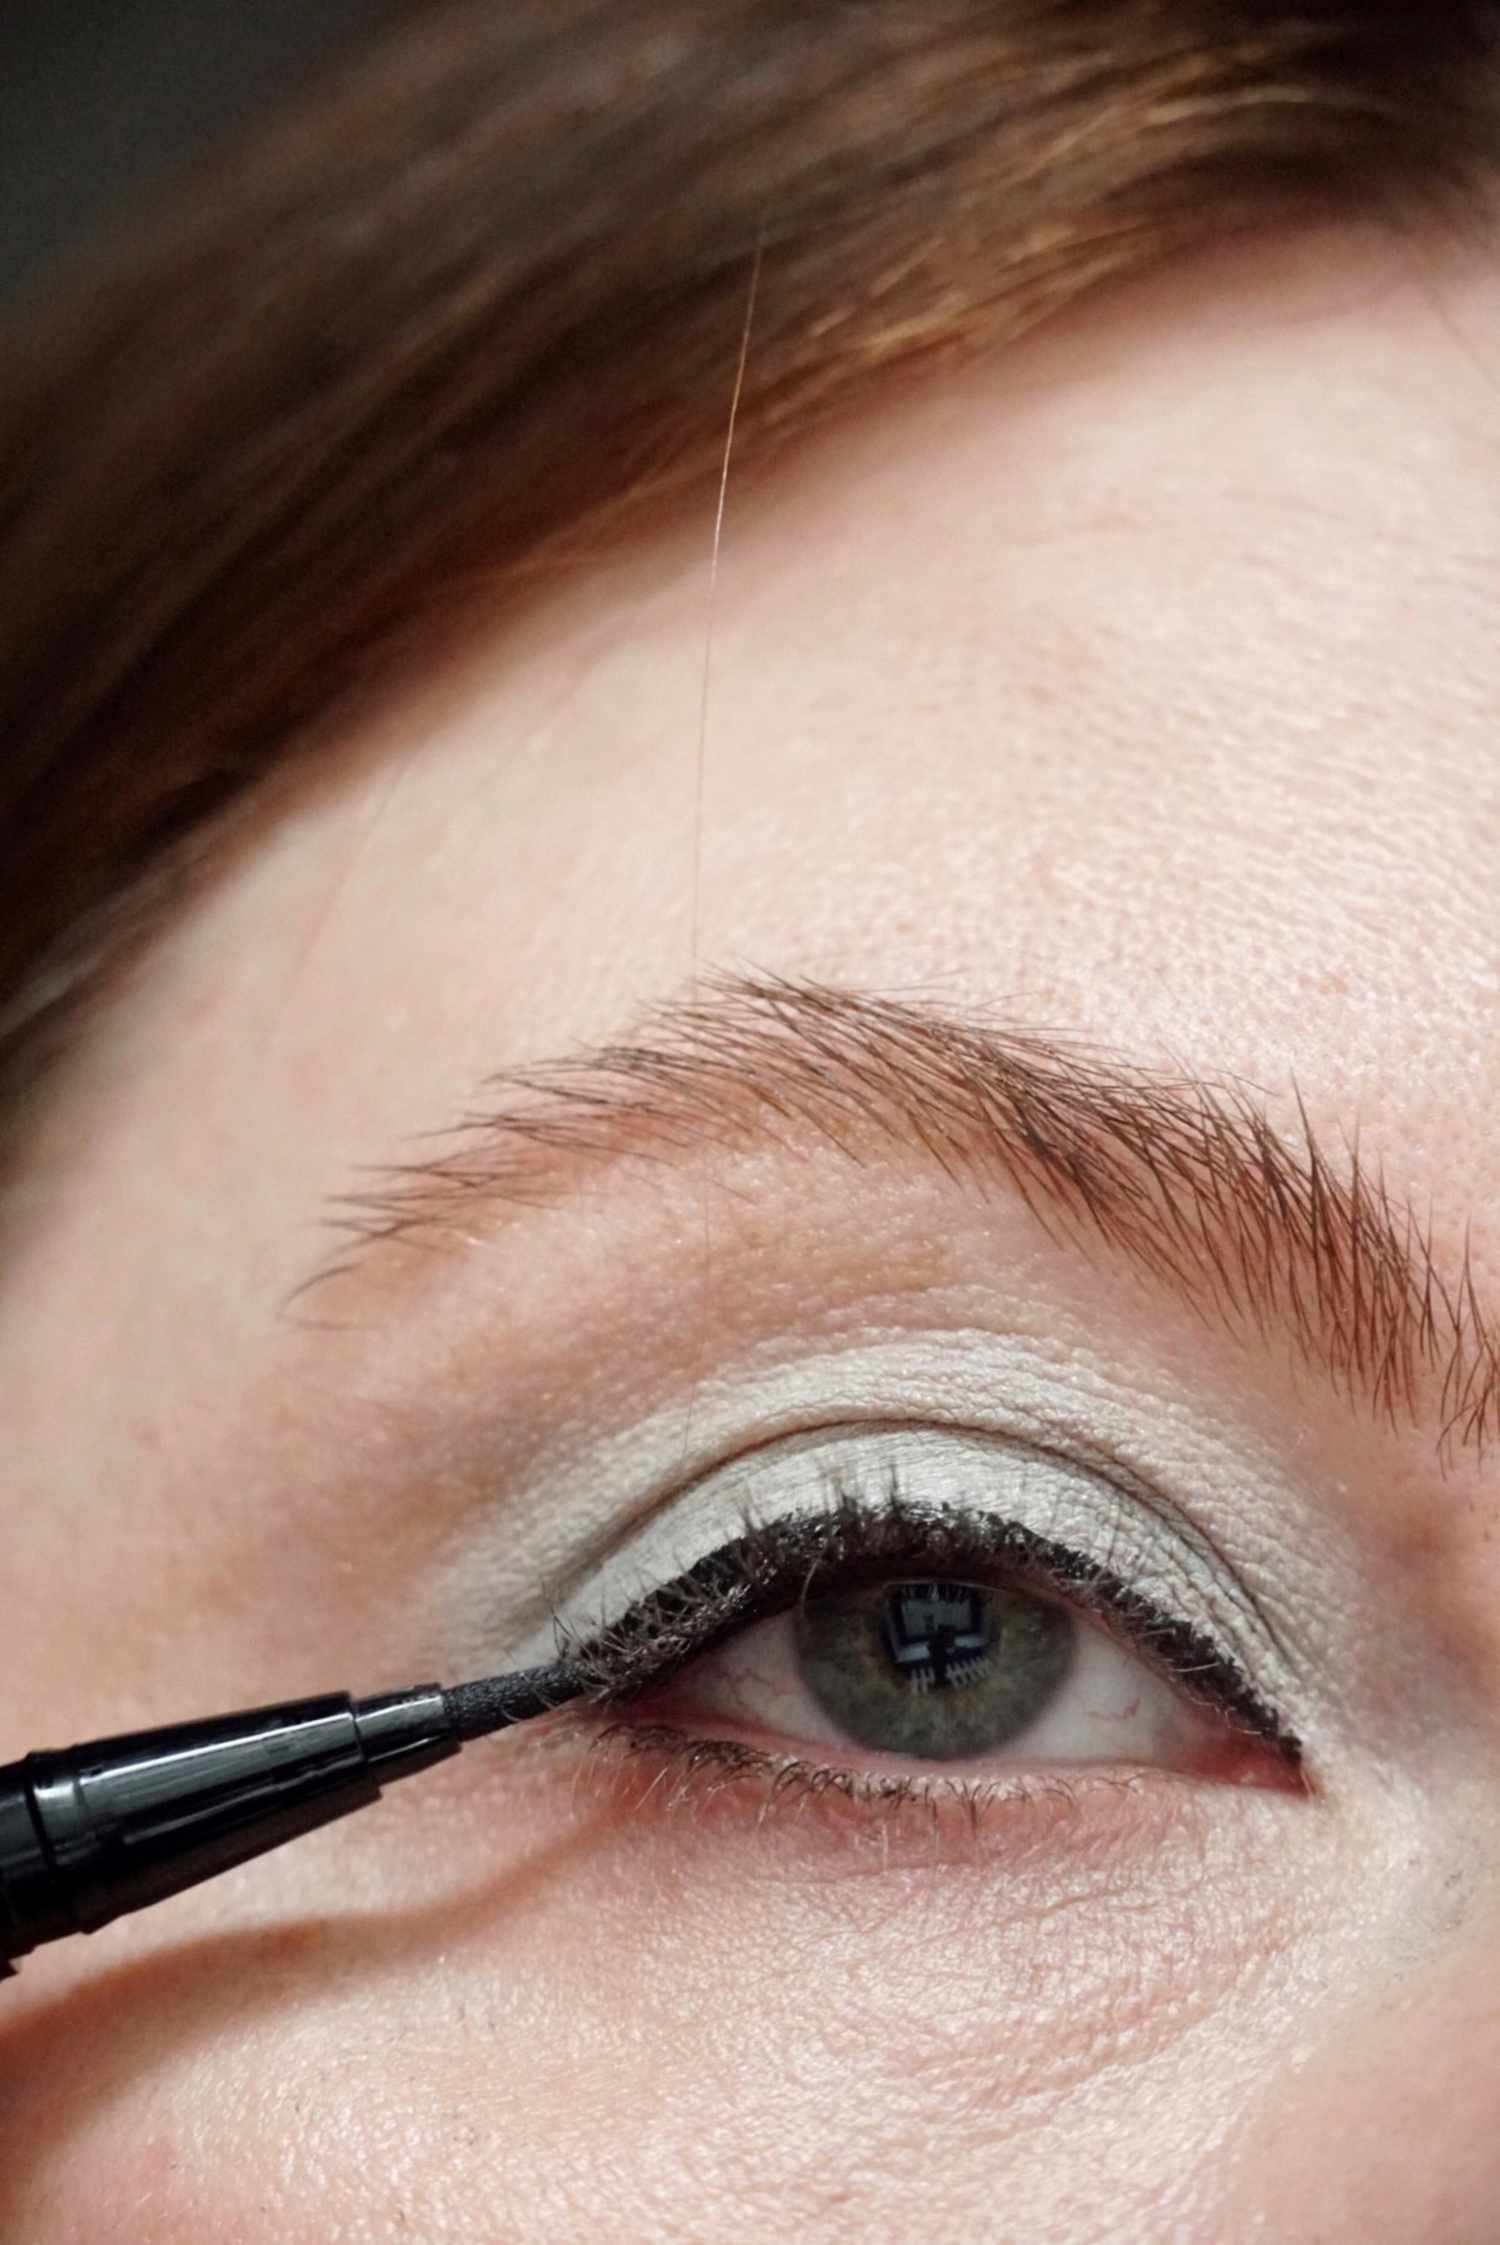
[{"x1": 3, "y1": 216, "x2": 1500, "y2": 2240}]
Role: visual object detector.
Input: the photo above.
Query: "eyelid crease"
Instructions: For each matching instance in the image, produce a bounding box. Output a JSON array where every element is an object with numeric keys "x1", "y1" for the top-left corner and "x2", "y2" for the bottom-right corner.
[{"x1": 295, "y1": 967, "x2": 1497, "y2": 1472}]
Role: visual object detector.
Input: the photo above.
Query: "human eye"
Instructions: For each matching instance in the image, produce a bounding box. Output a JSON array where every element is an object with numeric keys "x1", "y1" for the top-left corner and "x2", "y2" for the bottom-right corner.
[{"x1": 529, "y1": 1425, "x2": 1306, "y2": 1835}]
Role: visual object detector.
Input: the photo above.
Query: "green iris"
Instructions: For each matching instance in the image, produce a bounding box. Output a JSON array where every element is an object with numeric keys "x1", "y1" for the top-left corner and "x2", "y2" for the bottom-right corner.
[{"x1": 792, "y1": 1578, "x2": 1075, "y2": 1761}]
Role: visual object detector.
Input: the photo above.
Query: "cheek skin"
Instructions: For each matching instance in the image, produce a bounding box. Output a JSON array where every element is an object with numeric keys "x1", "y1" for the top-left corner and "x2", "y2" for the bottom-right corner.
[
  {"x1": 0, "y1": 1738, "x2": 1326, "y2": 2245},
  {"x1": 1224, "y1": 1926, "x2": 1500, "y2": 2242}
]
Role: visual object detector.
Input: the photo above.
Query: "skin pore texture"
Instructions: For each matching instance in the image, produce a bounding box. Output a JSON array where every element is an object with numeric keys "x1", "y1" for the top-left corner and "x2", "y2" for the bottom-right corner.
[{"x1": 4, "y1": 213, "x2": 1500, "y2": 2241}]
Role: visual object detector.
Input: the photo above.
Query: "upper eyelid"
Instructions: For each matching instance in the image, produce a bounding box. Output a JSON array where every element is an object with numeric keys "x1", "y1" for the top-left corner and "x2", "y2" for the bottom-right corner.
[
  {"x1": 540, "y1": 1418, "x2": 1267, "y2": 1634},
  {"x1": 534, "y1": 1424, "x2": 1301, "y2": 1748}
]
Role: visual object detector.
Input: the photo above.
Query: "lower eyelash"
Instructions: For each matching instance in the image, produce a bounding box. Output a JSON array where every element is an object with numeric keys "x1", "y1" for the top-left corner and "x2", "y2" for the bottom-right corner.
[{"x1": 568, "y1": 1713, "x2": 1161, "y2": 1852}]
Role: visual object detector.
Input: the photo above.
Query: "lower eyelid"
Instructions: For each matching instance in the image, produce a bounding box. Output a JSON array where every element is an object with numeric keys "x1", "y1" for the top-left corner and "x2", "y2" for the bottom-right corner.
[{"x1": 556, "y1": 1716, "x2": 1302, "y2": 1878}]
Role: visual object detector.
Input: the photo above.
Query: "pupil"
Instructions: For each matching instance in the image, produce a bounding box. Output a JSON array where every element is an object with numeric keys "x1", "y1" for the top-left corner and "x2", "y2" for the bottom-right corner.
[
  {"x1": 793, "y1": 1573, "x2": 1075, "y2": 1761},
  {"x1": 880, "y1": 1581, "x2": 991, "y2": 1689}
]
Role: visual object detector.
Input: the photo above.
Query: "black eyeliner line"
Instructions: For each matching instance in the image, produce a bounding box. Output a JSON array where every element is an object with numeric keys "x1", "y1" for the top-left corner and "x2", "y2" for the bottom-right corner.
[{"x1": 550, "y1": 1484, "x2": 1303, "y2": 1765}]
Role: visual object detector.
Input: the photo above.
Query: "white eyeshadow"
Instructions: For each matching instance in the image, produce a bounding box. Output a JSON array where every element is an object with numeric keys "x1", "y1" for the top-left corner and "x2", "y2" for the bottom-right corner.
[{"x1": 439, "y1": 1325, "x2": 1332, "y2": 1728}]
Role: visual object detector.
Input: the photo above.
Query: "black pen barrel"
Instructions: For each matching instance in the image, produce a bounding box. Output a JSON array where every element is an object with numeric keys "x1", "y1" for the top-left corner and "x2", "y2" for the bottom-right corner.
[{"x1": 0, "y1": 1686, "x2": 457, "y2": 1974}]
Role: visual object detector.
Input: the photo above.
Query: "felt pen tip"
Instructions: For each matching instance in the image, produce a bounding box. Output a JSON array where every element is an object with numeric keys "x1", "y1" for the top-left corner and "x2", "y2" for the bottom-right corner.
[{"x1": 444, "y1": 1660, "x2": 583, "y2": 1742}]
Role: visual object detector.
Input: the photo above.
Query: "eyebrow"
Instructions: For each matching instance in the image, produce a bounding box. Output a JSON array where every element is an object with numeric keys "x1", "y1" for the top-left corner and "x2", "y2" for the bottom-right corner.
[{"x1": 300, "y1": 968, "x2": 1497, "y2": 1472}]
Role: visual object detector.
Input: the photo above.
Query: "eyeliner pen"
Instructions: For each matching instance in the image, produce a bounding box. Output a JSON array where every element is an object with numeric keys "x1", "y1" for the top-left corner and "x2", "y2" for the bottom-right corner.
[{"x1": 0, "y1": 1662, "x2": 581, "y2": 1983}]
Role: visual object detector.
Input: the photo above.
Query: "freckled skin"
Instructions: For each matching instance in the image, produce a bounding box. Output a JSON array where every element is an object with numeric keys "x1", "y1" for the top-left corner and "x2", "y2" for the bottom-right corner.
[{"x1": 4, "y1": 218, "x2": 1500, "y2": 2239}]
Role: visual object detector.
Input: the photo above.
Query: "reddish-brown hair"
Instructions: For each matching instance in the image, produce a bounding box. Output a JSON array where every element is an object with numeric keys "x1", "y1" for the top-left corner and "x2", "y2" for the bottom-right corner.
[{"x1": 2, "y1": 0, "x2": 1498, "y2": 1138}]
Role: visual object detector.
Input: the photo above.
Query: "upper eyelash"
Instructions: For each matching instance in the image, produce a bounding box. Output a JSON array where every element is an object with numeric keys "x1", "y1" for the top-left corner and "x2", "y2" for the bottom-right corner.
[{"x1": 548, "y1": 1470, "x2": 1304, "y2": 1766}]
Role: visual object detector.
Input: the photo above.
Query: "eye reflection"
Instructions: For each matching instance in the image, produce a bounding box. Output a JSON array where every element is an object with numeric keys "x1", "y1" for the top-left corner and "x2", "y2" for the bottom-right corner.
[{"x1": 795, "y1": 1578, "x2": 1076, "y2": 1761}]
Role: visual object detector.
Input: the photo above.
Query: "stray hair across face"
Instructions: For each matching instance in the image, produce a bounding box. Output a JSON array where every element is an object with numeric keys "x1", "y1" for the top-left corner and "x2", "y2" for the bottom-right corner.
[{"x1": 1, "y1": 0, "x2": 1499, "y2": 1144}]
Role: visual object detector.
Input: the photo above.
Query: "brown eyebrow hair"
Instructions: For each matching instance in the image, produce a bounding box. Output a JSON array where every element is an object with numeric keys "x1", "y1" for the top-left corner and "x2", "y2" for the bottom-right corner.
[
  {"x1": 302, "y1": 970, "x2": 1496, "y2": 1474},
  {"x1": 2, "y1": 0, "x2": 1500, "y2": 1160}
]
